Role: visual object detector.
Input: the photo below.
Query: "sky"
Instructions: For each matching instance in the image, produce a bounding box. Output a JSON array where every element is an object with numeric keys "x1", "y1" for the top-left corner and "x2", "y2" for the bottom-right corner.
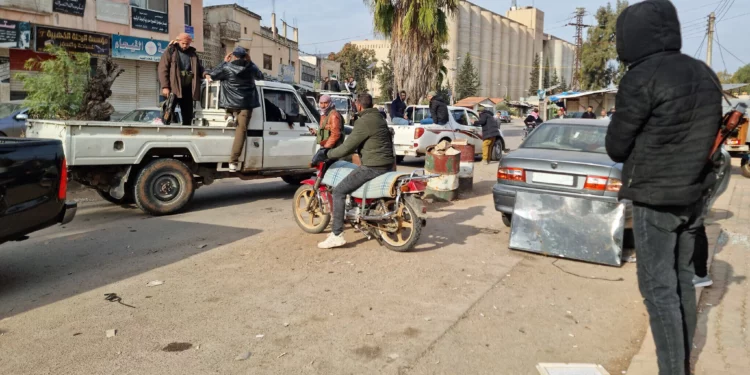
[{"x1": 204, "y1": 0, "x2": 750, "y2": 74}]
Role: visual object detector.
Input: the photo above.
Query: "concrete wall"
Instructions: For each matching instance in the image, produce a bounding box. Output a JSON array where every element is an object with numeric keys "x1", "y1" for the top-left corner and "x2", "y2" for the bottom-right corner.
[
  {"x1": 469, "y1": 4, "x2": 481, "y2": 83},
  {"x1": 491, "y1": 14, "x2": 502, "y2": 98},
  {"x1": 509, "y1": 22, "x2": 520, "y2": 100},
  {"x1": 479, "y1": 10, "x2": 492, "y2": 96},
  {"x1": 499, "y1": 18, "x2": 510, "y2": 99},
  {"x1": 516, "y1": 24, "x2": 527, "y2": 100}
]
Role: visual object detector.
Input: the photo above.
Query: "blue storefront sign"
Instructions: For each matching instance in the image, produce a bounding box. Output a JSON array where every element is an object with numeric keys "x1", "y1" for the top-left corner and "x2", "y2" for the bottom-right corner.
[
  {"x1": 111, "y1": 35, "x2": 169, "y2": 62},
  {"x1": 184, "y1": 25, "x2": 194, "y2": 39}
]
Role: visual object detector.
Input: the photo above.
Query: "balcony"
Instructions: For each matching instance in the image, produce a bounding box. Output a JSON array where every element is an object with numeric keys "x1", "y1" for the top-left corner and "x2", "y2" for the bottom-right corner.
[{"x1": 219, "y1": 21, "x2": 241, "y2": 41}]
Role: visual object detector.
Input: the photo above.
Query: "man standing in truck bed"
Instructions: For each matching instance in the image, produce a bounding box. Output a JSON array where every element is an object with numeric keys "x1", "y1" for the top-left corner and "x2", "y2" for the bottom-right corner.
[{"x1": 158, "y1": 33, "x2": 210, "y2": 126}]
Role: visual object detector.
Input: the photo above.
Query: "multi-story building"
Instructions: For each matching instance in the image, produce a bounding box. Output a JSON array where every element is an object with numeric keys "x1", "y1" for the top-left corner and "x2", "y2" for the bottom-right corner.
[
  {"x1": 299, "y1": 55, "x2": 341, "y2": 90},
  {"x1": 299, "y1": 59, "x2": 316, "y2": 90},
  {"x1": 0, "y1": 0, "x2": 203, "y2": 114},
  {"x1": 203, "y1": 4, "x2": 300, "y2": 84},
  {"x1": 351, "y1": 1, "x2": 575, "y2": 101}
]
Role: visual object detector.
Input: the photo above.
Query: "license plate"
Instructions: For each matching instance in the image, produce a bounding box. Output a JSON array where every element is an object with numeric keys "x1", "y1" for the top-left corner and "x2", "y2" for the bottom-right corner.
[{"x1": 531, "y1": 172, "x2": 574, "y2": 186}]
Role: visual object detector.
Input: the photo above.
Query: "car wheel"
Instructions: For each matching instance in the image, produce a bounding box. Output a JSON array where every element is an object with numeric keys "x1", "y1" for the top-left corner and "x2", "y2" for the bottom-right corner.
[
  {"x1": 491, "y1": 138, "x2": 505, "y2": 161},
  {"x1": 396, "y1": 155, "x2": 405, "y2": 164},
  {"x1": 742, "y1": 158, "x2": 750, "y2": 178},
  {"x1": 134, "y1": 158, "x2": 195, "y2": 216},
  {"x1": 501, "y1": 213, "x2": 512, "y2": 227}
]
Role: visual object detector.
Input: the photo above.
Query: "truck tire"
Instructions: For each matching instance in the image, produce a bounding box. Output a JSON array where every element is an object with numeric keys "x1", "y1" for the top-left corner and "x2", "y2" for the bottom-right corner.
[
  {"x1": 501, "y1": 213, "x2": 512, "y2": 227},
  {"x1": 96, "y1": 189, "x2": 134, "y2": 205},
  {"x1": 396, "y1": 155, "x2": 405, "y2": 164},
  {"x1": 491, "y1": 138, "x2": 506, "y2": 161},
  {"x1": 134, "y1": 158, "x2": 195, "y2": 216}
]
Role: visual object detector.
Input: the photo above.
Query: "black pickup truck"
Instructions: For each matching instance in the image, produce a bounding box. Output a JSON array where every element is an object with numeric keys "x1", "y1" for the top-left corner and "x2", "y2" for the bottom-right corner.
[{"x1": 0, "y1": 138, "x2": 77, "y2": 244}]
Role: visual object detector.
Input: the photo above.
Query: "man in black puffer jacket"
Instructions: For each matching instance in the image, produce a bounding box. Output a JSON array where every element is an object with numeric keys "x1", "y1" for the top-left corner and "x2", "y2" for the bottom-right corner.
[
  {"x1": 605, "y1": 1, "x2": 722, "y2": 373},
  {"x1": 473, "y1": 109, "x2": 500, "y2": 164},
  {"x1": 207, "y1": 47, "x2": 263, "y2": 171}
]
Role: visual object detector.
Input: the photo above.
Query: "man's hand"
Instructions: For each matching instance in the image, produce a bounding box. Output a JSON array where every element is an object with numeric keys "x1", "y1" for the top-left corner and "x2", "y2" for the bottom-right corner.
[
  {"x1": 204, "y1": 73, "x2": 212, "y2": 83},
  {"x1": 224, "y1": 53, "x2": 232, "y2": 63},
  {"x1": 309, "y1": 127, "x2": 318, "y2": 135},
  {"x1": 162, "y1": 88, "x2": 170, "y2": 97}
]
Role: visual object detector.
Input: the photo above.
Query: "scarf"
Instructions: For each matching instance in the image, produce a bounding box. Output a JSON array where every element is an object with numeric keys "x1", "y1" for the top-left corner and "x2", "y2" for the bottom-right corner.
[
  {"x1": 531, "y1": 112, "x2": 539, "y2": 120},
  {"x1": 321, "y1": 102, "x2": 337, "y2": 117}
]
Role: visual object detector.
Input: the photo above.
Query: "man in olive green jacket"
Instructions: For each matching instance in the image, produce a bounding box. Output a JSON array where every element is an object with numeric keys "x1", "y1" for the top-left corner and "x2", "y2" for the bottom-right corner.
[{"x1": 318, "y1": 93, "x2": 396, "y2": 249}]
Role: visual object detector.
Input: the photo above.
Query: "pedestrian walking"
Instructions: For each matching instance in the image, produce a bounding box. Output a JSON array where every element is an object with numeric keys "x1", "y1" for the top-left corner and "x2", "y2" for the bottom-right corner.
[
  {"x1": 581, "y1": 106, "x2": 596, "y2": 119},
  {"x1": 390, "y1": 91, "x2": 408, "y2": 125},
  {"x1": 605, "y1": 1, "x2": 722, "y2": 373},
  {"x1": 473, "y1": 108, "x2": 500, "y2": 164},
  {"x1": 158, "y1": 33, "x2": 210, "y2": 125},
  {"x1": 205, "y1": 47, "x2": 263, "y2": 172}
]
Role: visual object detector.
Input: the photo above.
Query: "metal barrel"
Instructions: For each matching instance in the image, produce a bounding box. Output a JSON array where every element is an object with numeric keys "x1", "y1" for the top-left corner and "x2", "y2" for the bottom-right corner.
[
  {"x1": 424, "y1": 149, "x2": 461, "y2": 202},
  {"x1": 453, "y1": 144, "x2": 475, "y2": 194}
]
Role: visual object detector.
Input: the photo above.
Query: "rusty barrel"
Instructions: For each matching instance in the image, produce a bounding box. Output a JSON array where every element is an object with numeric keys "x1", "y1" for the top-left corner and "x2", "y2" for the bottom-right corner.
[
  {"x1": 453, "y1": 144, "x2": 475, "y2": 194},
  {"x1": 424, "y1": 149, "x2": 460, "y2": 202}
]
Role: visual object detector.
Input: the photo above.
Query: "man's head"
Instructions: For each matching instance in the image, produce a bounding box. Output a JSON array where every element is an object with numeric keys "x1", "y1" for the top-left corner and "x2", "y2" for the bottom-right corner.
[
  {"x1": 533, "y1": 108, "x2": 539, "y2": 114},
  {"x1": 331, "y1": 74, "x2": 338, "y2": 80},
  {"x1": 232, "y1": 47, "x2": 247, "y2": 59},
  {"x1": 348, "y1": 76, "x2": 354, "y2": 82},
  {"x1": 319, "y1": 95, "x2": 331, "y2": 110},
  {"x1": 616, "y1": 0, "x2": 681, "y2": 65},
  {"x1": 601, "y1": 109, "x2": 608, "y2": 117},
  {"x1": 176, "y1": 33, "x2": 192, "y2": 49},
  {"x1": 587, "y1": 106, "x2": 594, "y2": 113},
  {"x1": 324, "y1": 77, "x2": 330, "y2": 82},
  {"x1": 399, "y1": 91, "x2": 406, "y2": 101},
  {"x1": 557, "y1": 108, "x2": 565, "y2": 116},
  {"x1": 610, "y1": 107, "x2": 616, "y2": 113},
  {"x1": 427, "y1": 91, "x2": 437, "y2": 101},
  {"x1": 356, "y1": 93, "x2": 373, "y2": 112}
]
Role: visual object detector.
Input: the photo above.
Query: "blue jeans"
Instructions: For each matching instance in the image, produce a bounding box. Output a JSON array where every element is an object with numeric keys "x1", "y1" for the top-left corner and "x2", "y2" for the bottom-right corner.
[
  {"x1": 633, "y1": 201, "x2": 703, "y2": 375},
  {"x1": 391, "y1": 117, "x2": 409, "y2": 125},
  {"x1": 331, "y1": 165, "x2": 392, "y2": 235}
]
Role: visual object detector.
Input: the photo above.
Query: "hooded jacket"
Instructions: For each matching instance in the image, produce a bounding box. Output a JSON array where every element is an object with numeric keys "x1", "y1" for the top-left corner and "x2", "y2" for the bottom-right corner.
[
  {"x1": 473, "y1": 109, "x2": 500, "y2": 140},
  {"x1": 605, "y1": 0, "x2": 722, "y2": 206},
  {"x1": 208, "y1": 59, "x2": 263, "y2": 110},
  {"x1": 429, "y1": 97, "x2": 450, "y2": 125},
  {"x1": 328, "y1": 108, "x2": 395, "y2": 167}
]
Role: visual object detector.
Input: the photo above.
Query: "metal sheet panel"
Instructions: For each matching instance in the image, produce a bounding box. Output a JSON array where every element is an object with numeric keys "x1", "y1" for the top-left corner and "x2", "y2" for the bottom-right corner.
[
  {"x1": 136, "y1": 61, "x2": 158, "y2": 108},
  {"x1": 111, "y1": 59, "x2": 137, "y2": 114},
  {"x1": 509, "y1": 191, "x2": 625, "y2": 266}
]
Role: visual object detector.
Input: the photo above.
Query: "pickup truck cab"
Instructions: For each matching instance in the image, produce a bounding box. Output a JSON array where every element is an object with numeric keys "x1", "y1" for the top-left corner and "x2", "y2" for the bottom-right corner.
[
  {"x1": 389, "y1": 105, "x2": 505, "y2": 161},
  {"x1": 25, "y1": 80, "x2": 322, "y2": 216},
  {"x1": 0, "y1": 138, "x2": 76, "y2": 244}
]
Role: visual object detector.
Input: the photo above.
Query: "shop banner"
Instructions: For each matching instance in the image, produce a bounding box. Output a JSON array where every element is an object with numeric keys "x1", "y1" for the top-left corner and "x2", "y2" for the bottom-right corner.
[
  {"x1": 35, "y1": 26, "x2": 111, "y2": 56},
  {"x1": 184, "y1": 25, "x2": 194, "y2": 39},
  {"x1": 0, "y1": 19, "x2": 31, "y2": 49},
  {"x1": 131, "y1": 7, "x2": 168, "y2": 34},
  {"x1": 53, "y1": 0, "x2": 86, "y2": 16},
  {"x1": 112, "y1": 35, "x2": 169, "y2": 62}
]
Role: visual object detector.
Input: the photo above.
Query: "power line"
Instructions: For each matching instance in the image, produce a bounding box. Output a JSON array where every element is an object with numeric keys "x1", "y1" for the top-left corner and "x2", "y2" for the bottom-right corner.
[
  {"x1": 694, "y1": 34, "x2": 707, "y2": 59},
  {"x1": 714, "y1": 27, "x2": 728, "y2": 73},
  {"x1": 299, "y1": 33, "x2": 375, "y2": 46},
  {"x1": 713, "y1": 35, "x2": 748, "y2": 66},
  {"x1": 718, "y1": 11, "x2": 750, "y2": 23},
  {"x1": 717, "y1": 0, "x2": 736, "y2": 21}
]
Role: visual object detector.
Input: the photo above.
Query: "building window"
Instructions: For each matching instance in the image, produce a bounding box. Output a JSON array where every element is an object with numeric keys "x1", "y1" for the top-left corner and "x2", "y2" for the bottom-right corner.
[
  {"x1": 184, "y1": 4, "x2": 191, "y2": 26},
  {"x1": 279, "y1": 57, "x2": 282, "y2": 65},
  {"x1": 263, "y1": 54, "x2": 272, "y2": 70},
  {"x1": 130, "y1": 0, "x2": 167, "y2": 12},
  {"x1": 244, "y1": 27, "x2": 247, "y2": 34}
]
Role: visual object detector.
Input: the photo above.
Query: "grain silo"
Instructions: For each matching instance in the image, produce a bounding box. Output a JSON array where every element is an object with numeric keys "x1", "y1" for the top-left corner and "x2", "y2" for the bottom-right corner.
[
  {"x1": 470, "y1": 5, "x2": 481, "y2": 70},
  {"x1": 447, "y1": 8, "x2": 459, "y2": 75},
  {"x1": 491, "y1": 14, "x2": 503, "y2": 98},
  {"x1": 480, "y1": 10, "x2": 493, "y2": 96},
  {"x1": 516, "y1": 25, "x2": 528, "y2": 100},
  {"x1": 458, "y1": 2, "x2": 472, "y2": 65},
  {"x1": 553, "y1": 39, "x2": 564, "y2": 85},
  {"x1": 500, "y1": 18, "x2": 511, "y2": 98},
  {"x1": 525, "y1": 27, "x2": 535, "y2": 94},
  {"x1": 509, "y1": 22, "x2": 520, "y2": 100}
]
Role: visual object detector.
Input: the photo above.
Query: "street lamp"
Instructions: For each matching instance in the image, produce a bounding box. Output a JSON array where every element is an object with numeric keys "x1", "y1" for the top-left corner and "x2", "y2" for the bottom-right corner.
[{"x1": 452, "y1": 56, "x2": 461, "y2": 105}]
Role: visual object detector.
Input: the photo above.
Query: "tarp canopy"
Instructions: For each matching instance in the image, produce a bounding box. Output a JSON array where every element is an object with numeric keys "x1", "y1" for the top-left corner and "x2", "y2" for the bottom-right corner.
[{"x1": 722, "y1": 83, "x2": 748, "y2": 91}]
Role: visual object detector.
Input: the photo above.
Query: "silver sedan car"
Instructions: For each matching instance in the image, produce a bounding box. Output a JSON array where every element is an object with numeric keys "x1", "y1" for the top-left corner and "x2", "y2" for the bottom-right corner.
[{"x1": 492, "y1": 119, "x2": 629, "y2": 227}]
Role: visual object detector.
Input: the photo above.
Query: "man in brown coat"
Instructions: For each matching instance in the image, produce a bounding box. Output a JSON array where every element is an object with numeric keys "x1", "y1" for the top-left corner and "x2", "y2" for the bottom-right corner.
[{"x1": 158, "y1": 33, "x2": 210, "y2": 125}]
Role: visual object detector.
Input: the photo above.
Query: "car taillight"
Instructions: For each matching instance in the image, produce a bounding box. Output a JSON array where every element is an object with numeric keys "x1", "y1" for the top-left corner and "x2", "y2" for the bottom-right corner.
[
  {"x1": 727, "y1": 138, "x2": 739, "y2": 145},
  {"x1": 58, "y1": 158, "x2": 68, "y2": 200},
  {"x1": 498, "y1": 167, "x2": 525, "y2": 182},
  {"x1": 414, "y1": 128, "x2": 425, "y2": 139},
  {"x1": 584, "y1": 176, "x2": 621, "y2": 192}
]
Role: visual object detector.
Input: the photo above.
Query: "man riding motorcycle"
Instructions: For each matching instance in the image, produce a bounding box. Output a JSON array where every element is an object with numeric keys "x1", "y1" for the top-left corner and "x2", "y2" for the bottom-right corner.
[
  {"x1": 316, "y1": 93, "x2": 396, "y2": 249},
  {"x1": 523, "y1": 108, "x2": 543, "y2": 138}
]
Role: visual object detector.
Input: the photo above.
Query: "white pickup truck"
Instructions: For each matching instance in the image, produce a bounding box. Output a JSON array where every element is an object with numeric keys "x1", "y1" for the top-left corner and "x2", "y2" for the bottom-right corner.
[
  {"x1": 25, "y1": 80, "x2": 323, "y2": 216},
  {"x1": 389, "y1": 105, "x2": 505, "y2": 162}
]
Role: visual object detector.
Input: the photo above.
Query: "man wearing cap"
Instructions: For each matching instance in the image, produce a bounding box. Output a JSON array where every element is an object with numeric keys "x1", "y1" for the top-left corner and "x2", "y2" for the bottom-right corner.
[
  {"x1": 427, "y1": 91, "x2": 449, "y2": 125},
  {"x1": 158, "y1": 33, "x2": 210, "y2": 125},
  {"x1": 206, "y1": 47, "x2": 263, "y2": 172},
  {"x1": 309, "y1": 95, "x2": 344, "y2": 149}
]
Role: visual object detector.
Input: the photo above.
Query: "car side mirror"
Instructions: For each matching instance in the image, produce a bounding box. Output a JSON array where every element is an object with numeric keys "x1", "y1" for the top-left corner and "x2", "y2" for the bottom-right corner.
[{"x1": 15, "y1": 113, "x2": 29, "y2": 121}]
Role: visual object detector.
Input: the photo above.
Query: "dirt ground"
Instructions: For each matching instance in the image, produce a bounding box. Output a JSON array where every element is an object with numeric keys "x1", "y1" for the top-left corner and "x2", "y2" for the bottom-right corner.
[{"x1": 0, "y1": 123, "x2": 647, "y2": 374}]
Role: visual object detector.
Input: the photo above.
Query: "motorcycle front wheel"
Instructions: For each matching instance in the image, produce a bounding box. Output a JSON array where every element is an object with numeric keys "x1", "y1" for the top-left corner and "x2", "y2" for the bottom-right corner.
[
  {"x1": 379, "y1": 200, "x2": 423, "y2": 252},
  {"x1": 293, "y1": 185, "x2": 331, "y2": 233}
]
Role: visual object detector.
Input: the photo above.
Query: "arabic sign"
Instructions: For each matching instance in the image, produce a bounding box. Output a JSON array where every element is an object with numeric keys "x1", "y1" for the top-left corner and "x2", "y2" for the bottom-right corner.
[
  {"x1": 112, "y1": 35, "x2": 168, "y2": 62},
  {"x1": 35, "y1": 26, "x2": 111, "y2": 56},
  {"x1": 279, "y1": 64, "x2": 295, "y2": 84},
  {"x1": 96, "y1": 0, "x2": 129, "y2": 25},
  {"x1": 0, "y1": 19, "x2": 31, "y2": 49},
  {"x1": 53, "y1": 0, "x2": 86, "y2": 16},
  {"x1": 131, "y1": 7, "x2": 168, "y2": 34},
  {"x1": 184, "y1": 25, "x2": 194, "y2": 39}
]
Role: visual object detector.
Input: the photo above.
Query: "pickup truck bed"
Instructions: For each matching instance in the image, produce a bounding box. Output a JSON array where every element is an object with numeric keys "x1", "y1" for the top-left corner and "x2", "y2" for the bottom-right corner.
[{"x1": 0, "y1": 138, "x2": 76, "y2": 244}]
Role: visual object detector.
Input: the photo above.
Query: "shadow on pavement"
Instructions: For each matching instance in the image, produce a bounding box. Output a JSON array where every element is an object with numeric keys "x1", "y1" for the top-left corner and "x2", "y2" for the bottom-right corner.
[
  {"x1": 413, "y1": 205, "x2": 486, "y2": 252},
  {"x1": 187, "y1": 179, "x2": 298, "y2": 213},
  {"x1": 0, "y1": 219, "x2": 260, "y2": 319}
]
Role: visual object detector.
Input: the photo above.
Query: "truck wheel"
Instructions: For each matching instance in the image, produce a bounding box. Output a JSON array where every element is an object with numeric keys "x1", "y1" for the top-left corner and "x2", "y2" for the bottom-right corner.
[
  {"x1": 742, "y1": 158, "x2": 750, "y2": 178},
  {"x1": 134, "y1": 158, "x2": 195, "y2": 216},
  {"x1": 396, "y1": 155, "x2": 405, "y2": 164},
  {"x1": 282, "y1": 175, "x2": 309, "y2": 185},
  {"x1": 501, "y1": 213, "x2": 512, "y2": 227},
  {"x1": 491, "y1": 138, "x2": 506, "y2": 161},
  {"x1": 96, "y1": 189, "x2": 134, "y2": 205}
]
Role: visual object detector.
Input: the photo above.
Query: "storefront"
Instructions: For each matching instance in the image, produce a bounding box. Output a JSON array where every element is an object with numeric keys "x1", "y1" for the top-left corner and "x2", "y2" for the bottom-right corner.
[
  {"x1": 110, "y1": 35, "x2": 169, "y2": 114},
  {"x1": 0, "y1": 19, "x2": 32, "y2": 100}
]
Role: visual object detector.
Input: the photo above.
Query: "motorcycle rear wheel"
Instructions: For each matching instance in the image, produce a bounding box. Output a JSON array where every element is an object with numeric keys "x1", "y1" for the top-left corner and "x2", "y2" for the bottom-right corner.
[
  {"x1": 293, "y1": 185, "x2": 330, "y2": 233},
  {"x1": 379, "y1": 200, "x2": 423, "y2": 252}
]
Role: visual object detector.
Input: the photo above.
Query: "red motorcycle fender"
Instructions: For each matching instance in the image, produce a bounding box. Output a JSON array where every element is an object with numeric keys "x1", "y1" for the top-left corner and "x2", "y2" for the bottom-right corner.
[{"x1": 301, "y1": 178, "x2": 317, "y2": 186}]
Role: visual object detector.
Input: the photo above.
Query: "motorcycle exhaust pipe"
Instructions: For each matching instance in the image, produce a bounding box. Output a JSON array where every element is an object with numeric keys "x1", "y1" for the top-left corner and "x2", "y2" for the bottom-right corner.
[{"x1": 360, "y1": 212, "x2": 396, "y2": 221}]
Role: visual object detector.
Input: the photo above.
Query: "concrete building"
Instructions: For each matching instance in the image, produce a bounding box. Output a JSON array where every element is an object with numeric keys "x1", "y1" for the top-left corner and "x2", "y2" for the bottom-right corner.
[
  {"x1": 299, "y1": 55, "x2": 341, "y2": 90},
  {"x1": 349, "y1": 39, "x2": 390, "y2": 99},
  {"x1": 203, "y1": 3, "x2": 300, "y2": 84},
  {"x1": 0, "y1": 0, "x2": 203, "y2": 112},
  {"x1": 299, "y1": 59, "x2": 316, "y2": 90}
]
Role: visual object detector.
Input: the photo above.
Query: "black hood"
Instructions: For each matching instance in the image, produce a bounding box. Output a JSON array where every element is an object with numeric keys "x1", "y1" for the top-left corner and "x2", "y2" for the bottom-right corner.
[{"x1": 616, "y1": 0, "x2": 682, "y2": 65}]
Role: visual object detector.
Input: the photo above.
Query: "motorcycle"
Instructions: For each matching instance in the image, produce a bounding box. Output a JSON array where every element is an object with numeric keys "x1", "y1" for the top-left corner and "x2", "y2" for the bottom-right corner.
[
  {"x1": 522, "y1": 118, "x2": 543, "y2": 140},
  {"x1": 292, "y1": 152, "x2": 437, "y2": 252}
]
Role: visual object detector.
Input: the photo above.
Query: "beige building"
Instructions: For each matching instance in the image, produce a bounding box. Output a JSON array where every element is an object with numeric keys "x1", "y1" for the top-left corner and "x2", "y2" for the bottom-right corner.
[
  {"x1": 204, "y1": 3, "x2": 300, "y2": 84},
  {"x1": 299, "y1": 55, "x2": 341, "y2": 90},
  {"x1": 349, "y1": 39, "x2": 391, "y2": 99}
]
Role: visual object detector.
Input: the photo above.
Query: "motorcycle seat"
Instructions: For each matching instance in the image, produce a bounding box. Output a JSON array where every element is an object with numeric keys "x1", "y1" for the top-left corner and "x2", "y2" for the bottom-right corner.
[{"x1": 321, "y1": 160, "x2": 409, "y2": 199}]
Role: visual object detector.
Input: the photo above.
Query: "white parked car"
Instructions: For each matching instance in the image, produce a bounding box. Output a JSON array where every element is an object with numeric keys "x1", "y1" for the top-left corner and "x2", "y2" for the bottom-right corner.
[{"x1": 388, "y1": 105, "x2": 505, "y2": 162}]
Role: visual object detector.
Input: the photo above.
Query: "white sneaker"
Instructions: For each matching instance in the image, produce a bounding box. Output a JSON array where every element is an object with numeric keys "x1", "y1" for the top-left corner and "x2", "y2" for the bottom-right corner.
[
  {"x1": 693, "y1": 275, "x2": 713, "y2": 288},
  {"x1": 318, "y1": 233, "x2": 346, "y2": 249},
  {"x1": 228, "y1": 162, "x2": 239, "y2": 172}
]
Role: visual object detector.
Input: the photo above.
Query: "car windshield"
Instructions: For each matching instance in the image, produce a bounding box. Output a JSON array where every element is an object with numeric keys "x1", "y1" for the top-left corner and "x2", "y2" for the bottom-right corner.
[
  {"x1": 331, "y1": 97, "x2": 349, "y2": 112},
  {"x1": 522, "y1": 123, "x2": 608, "y2": 154},
  {"x1": 0, "y1": 103, "x2": 22, "y2": 118},
  {"x1": 120, "y1": 110, "x2": 163, "y2": 123}
]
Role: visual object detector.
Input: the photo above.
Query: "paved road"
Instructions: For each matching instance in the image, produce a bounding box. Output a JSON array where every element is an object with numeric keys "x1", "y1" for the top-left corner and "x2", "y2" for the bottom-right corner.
[{"x1": 0, "y1": 120, "x2": 647, "y2": 374}]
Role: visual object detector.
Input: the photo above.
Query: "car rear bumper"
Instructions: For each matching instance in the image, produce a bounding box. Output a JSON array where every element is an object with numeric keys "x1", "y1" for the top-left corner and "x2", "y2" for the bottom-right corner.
[
  {"x1": 725, "y1": 144, "x2": 749, "y2": 152},
  {"x1": 60, "y1": 201, "x2": 77, "y2": 225},
  {"x1": 394, "y1": 144, "x2": 422, "y2": 157},
  {"x1": 492, "y1": 183, "x2": 632, "y2": 228}
]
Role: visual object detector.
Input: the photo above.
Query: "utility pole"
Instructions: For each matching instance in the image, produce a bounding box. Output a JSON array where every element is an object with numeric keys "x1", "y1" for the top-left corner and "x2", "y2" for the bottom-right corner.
[
  {"x1": 568, "y1": 8, "x2": 591, "y2": 91},
  {"x1": 539, "y1": 49, "x2": 545, "y2": 120},
  {"x1": 706, "y1": 12, "x2": 716, "y2": 68}
]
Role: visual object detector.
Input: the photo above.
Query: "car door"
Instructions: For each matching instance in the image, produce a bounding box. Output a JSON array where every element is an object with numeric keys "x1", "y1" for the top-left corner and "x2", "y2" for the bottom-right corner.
[
  {"x1": 454, "y1": 109, "x2": 483, "y2": 151},
  {"x1": 261, "y1": 88, "x2": 317, "y2": 169}
]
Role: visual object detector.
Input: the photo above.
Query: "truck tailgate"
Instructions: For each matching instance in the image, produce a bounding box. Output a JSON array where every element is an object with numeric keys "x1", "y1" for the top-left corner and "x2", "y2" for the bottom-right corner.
[{"x1": 388, "y1": 124, "x2": 415, "y2": 146}]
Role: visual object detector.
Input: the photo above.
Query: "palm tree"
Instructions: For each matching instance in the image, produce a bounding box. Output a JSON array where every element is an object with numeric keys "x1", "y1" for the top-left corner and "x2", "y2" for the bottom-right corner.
[{"x1": 366, "y1": 0, "x2": 458, "y2": 104}]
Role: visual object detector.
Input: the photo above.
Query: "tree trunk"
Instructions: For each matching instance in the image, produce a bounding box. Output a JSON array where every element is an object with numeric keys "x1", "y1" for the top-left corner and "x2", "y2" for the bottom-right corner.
[
  {"x1": 76, "y1": 57, "x2": 125, "y2": 121},
  {"x1": 390, "y1": 26, "x2": 438, "y2": 104}
]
